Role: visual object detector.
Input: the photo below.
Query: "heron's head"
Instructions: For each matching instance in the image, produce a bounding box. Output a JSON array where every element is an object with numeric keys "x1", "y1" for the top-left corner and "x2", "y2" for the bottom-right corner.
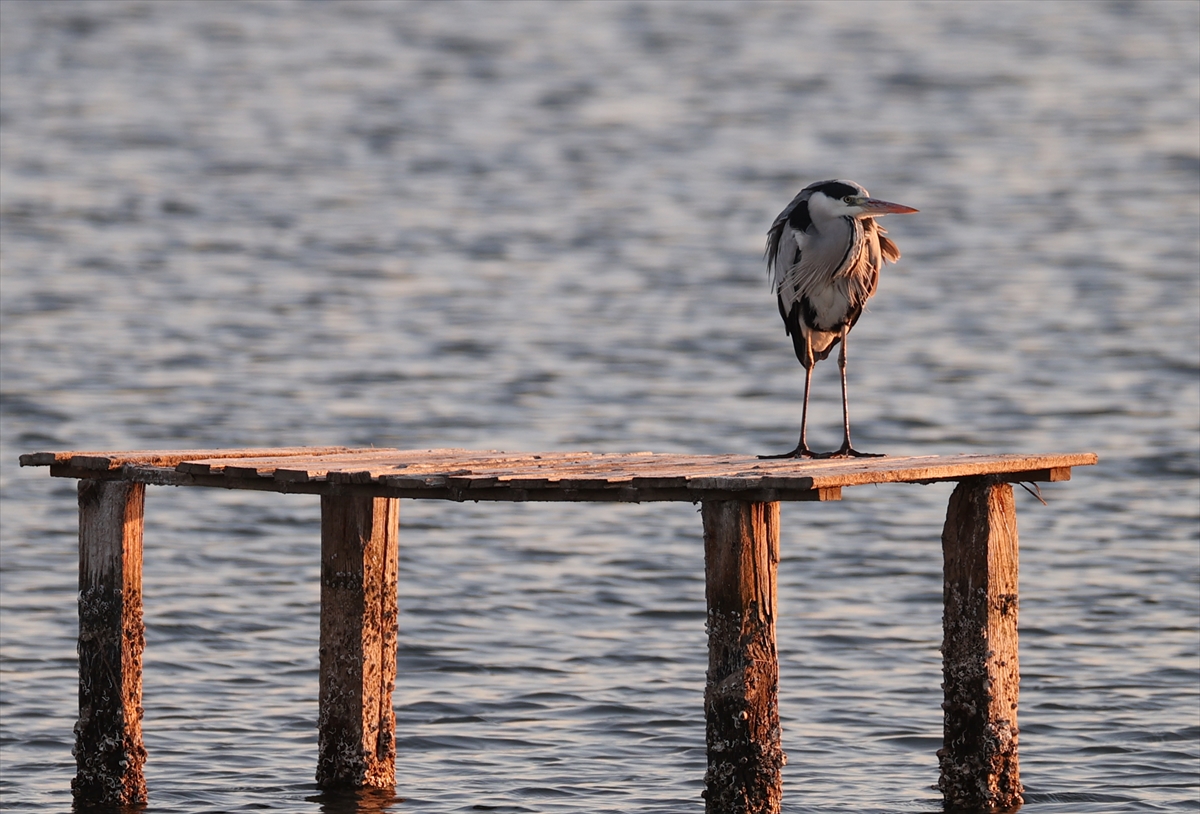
[{"x1": 805, "y1": 179, "x2": 919, "y2": 221}]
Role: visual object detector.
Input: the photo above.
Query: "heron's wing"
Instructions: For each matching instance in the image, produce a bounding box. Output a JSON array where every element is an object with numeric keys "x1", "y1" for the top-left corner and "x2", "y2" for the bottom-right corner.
[
  {"x1": 768, "y1": 224, "x2": 802, "y2": 293},
  {"x1": 766, "y1": 191, "x2": 810, "y2": 287}
]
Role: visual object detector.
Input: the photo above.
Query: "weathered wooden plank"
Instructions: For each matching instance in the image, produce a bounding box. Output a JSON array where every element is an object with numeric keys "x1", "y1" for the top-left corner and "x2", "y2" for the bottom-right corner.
[
  {"x1": 42, "y1": 461, "x2": 1080, "y2": 503},
  {"x1": 25, "y1": 449, "x2": 1099, "y2": 482},
  {"x1": 561, "y1": 477, "x2": 617, "y2": 490},
  {"x1": 74, "y1": 480, "x2": 147, "y2": 807},
  {"x1": 497, "y1": 476, "x2": 550, "y2": 489},
  {"x1": 690, "y1": 476, "x2": 760, "y2": 491},
  {"x1": 328, "y1": 470, "x2": 378, "y2": 485},
  {"x1": 219, "y1": 454, "x2": 716, "y2": 489},
  {"x1": 809, "y1": 455, "x2": 1091, "y2": 488},
  {"x1": 996, "y1": 466, "x2": 1071, "y2": 483},
  {"x1": 274, "y1": 468, "x2": 313, "y2": 483},
  {"x1": 631, "y1": 475, "x2": 689, "y2": 489},
  {"x1": 221, "y1": 465, "x2": 275, "y2": 479},
  {"x1": 185, "y1": 450, "x2": 601, "y2": 482},
  {"x1": 380, "y1": 474, "x2": 450, "y2": 489},
  {"x1": 317, "y1": 495, "x2": 399, "y2": 790},
  {"x1": 702, "y1": 500, "x2": 784, "y2": 814},
  {"x1": 758, "y1": 476, "x2": 817, "y2": 490},
  {"x1": 35, "y1": 451, "x2": 1096, "y2": 503},
  {"x1": 939, "y1": 477, "x2": 1023, "y2": 811},
  {"x1": 19, "y1": 447, "x2": 358, "y2": 469},
  {"x1": 304, "y1": 452, "x2": 1091, "y2": 487},
  {"x1": 179, "y1": 451, "x2": 411, "y2": 476},
  {"x1": 199, "y1": 451, "x2": 719, "y2": 481},
  {"x1": 418, "y1": 453, "x2": 1080, "y2": 489},
  {"x1": 322, "y1": 451, "x2": 604, "y2": 476}
]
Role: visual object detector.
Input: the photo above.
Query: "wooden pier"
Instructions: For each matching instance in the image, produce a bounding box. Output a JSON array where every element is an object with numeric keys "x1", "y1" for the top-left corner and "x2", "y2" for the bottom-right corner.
[{"x1": 20, "y1": 447, "x2": 1097, "y2": 812}]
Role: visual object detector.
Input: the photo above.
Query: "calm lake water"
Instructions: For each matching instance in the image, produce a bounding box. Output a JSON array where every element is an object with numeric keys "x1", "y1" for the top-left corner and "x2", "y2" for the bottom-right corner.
[{"x1": 1, "y1": 1, "x2": 1197, "y2": 811}]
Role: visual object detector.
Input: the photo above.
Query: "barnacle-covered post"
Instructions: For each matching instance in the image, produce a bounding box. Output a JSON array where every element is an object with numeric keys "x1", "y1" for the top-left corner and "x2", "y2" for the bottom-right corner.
[
  {"x1": 702, "y1": 500, "x2": 784, "y2": 814},
  {"x1": 317, "y1": 493, "x2": 400, "y2": 789},
  {"x1": 939, "y1": 477, "x2": 1023, "y2": 810},
  {"x1": 74, "y1": 479, "x2": 148, "y2": 806}
]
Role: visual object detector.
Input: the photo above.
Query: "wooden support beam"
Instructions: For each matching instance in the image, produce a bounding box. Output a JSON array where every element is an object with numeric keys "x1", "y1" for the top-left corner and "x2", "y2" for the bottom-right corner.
[
  {"x1": 702, "y1": 501, "x2": 784, "y2": 814},
  {"x1": 317, "y1": 494, "x2": 399, "y2": 790},
  {"x1": 939, "y1": 478, "x2": 1023, "y2": 811},
  {"x1": 74, "y1": 479, "x2": 148, "y2": 806}
]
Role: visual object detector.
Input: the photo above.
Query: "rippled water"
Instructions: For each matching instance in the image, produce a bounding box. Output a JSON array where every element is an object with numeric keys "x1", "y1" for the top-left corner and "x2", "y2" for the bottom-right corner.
[{"x1": 1, "y1": 1, "x2": 1197, "y2": 811}]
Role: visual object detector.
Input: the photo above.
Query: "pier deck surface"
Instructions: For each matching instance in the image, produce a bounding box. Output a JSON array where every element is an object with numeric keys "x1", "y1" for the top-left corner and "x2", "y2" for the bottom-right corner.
[{"x1": 22, "y1": 447, "x2": 1097, "y2": 502}]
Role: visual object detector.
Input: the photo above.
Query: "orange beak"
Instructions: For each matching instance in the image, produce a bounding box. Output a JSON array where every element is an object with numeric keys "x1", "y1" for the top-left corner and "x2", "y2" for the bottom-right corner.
[{"x1": 859, "y1": 198, "x2": 919, "y2": 215}]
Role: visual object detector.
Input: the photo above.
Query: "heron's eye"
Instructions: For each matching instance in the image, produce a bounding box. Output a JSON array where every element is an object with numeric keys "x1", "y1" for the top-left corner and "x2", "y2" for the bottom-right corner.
[{"x1": 843, "y1": 196, "x2": 855, "y2": 204}]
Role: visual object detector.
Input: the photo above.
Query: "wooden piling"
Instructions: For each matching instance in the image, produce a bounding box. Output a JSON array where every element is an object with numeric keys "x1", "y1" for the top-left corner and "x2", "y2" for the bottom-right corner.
[
  {"x1": 74, "y1": 479, "x2": 148, "y2": 806},
  {"x1": 939, "y1": 477, "x2": 1023, "y2": 811},
  {"x1": 702, "y1": 500, "x2": 784, "y2": 814},
  {"x1": 317, "y1": 494, "x2": 400, "y2": 790}
]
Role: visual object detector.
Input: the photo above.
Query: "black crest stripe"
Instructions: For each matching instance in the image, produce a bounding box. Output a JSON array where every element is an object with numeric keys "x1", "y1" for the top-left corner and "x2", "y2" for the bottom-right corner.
[{"x1": 811, "y1": 181, "x2": 858, "y2": 200}]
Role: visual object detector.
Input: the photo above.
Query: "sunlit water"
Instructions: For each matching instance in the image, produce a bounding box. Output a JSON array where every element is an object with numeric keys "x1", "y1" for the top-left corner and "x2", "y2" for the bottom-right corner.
[{"x1": 1, "y1": 2, "x2": 1197, "y2": 812}]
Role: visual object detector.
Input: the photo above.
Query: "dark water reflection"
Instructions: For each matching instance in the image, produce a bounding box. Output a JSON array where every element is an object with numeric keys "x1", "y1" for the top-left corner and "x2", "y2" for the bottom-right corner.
[
  {"x1": 308, "y1": 788, "x2": 406, "y2": 814},
  {"x1": 2, "y1": 1, "x2": 1197, "y2": 812}
]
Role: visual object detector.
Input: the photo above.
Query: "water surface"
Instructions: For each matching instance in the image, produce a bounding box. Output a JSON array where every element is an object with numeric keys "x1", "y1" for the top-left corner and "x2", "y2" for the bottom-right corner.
[{"x1": 1, "y1": 1, "x2": 1197, "y2": 811}]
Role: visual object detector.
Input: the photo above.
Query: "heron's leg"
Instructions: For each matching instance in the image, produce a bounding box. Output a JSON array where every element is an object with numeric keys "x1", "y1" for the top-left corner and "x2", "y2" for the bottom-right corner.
[
  {"x1": 837, "y1": 330, "x2": 853, "y2": 449},
  {"x1": 798, "y1": 357, "x2": 814, "y2": 453},
  {"x1": 817, "y1": 328, "x2": 884, "y2": 459},
  {"x1": 760, "y1": 334, "x2": 817, "y2": 459}
]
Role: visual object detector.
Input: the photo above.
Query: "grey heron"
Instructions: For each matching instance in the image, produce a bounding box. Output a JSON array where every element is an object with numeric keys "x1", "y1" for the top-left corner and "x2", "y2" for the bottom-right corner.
[{"x1": 762, "y1": 179, "x2": 918, "y2": 459}]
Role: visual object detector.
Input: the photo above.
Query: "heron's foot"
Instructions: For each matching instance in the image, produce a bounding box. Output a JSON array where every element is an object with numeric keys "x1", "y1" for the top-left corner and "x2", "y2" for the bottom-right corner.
[
  {"x1": 813, "y1": 446, "x2": 886, "y2": 459},
  {"x1": 758, "y1": 444, "x2": 817, "y2": 460}
]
